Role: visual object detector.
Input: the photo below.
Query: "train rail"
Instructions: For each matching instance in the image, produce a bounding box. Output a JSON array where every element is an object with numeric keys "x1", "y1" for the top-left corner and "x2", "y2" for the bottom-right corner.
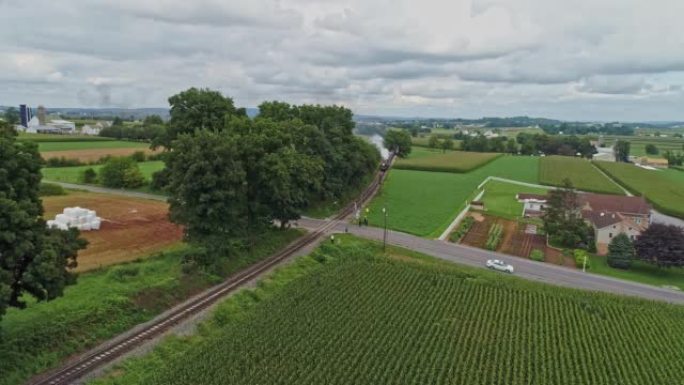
[{"x1": 27, "y1": 155, "x2": 393, "y2": 385}]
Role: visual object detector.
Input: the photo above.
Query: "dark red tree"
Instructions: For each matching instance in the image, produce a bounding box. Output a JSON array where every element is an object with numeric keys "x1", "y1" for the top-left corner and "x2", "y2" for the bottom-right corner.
[{"x1": 634, "y1": 223, "x2": 684, "y2": 267}]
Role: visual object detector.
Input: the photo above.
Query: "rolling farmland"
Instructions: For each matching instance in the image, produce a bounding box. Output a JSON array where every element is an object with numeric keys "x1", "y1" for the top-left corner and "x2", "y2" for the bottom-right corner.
[
  {"x1": 604, "y1": 136, "x2": 684, "y2": 158},
  {"x1": 37, "y1": 140, "x2": 159, "y2": 162},
  {"x1": 367, "y1": 156, "x2": 539, "y2": 236},
  {"x1": 539, "y1": 156, "x2": 623, "y2": 194},
  {"x1": 92, "y1": 238, "x2": 684, "y2": 385},
  {"x1": 394, "y1": 150, "x2": 501, "y2": 173},
  {"x1": 42, "y1": 191, "x2": 182, "y2": 271},
  {"x1": 594, "y1": 161, "x2": 684, "y2": 218},
  {"x1": 37, "y1": 140, "x2": 150, "y2": 152}
]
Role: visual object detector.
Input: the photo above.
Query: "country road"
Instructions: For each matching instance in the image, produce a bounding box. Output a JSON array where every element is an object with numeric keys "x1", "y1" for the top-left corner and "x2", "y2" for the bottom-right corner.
[
  {"x1": 297, "y1": 218, "x2": 684, "y2": 305},
  {"x1": 44, "y1": 181, "x2": 168, "y2": 202}
]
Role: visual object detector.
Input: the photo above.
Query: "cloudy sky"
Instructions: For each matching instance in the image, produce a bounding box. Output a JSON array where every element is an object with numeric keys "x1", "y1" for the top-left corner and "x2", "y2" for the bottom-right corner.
[{"x1": 2, "y1": 0, "x2": 684, "y2": 121}]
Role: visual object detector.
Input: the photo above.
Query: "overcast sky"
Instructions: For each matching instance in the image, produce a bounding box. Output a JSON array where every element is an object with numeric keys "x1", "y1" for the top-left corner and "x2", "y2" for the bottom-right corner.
[{"x1": 2, "y1": 0, "x2": 684, "y2": 121}]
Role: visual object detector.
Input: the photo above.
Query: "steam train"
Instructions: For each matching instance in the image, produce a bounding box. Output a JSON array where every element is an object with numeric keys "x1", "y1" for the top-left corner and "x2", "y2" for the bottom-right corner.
[{"x1": 379, "y1": 152, "x2": 395, "y2": 172}]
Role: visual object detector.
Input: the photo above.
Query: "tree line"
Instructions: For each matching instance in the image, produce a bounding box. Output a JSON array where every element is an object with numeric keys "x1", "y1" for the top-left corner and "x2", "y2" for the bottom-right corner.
[{"x1": 162, "y1": 90, "x2": 380, "y2": 262}]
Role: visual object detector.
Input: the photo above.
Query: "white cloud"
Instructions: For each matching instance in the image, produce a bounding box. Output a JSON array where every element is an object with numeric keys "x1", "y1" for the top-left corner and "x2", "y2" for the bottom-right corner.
[{"x1": 1, "y1": 0, "x2": 684, "y2": 120}]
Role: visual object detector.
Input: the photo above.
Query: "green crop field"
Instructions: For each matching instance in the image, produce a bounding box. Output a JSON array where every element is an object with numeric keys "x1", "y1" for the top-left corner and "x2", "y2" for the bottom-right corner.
[
  {"x1": 539, "y1": 156, "x2": 623, "y2": 194},
  {"x1": 394, "y1": 150, "x2": 501, "y2": 173},
  {"x1": 367, "y1": 156, "x2": 539, "y2": 237},
  {"x1": 42, "y1": 161, "x2": 164, "y2": 184},
  {"x1": 0, "y1": 231, "x2": 301, "y2": 385},
  {"x1": 92, "y1": 237, "x2": 684, "y2": 385},
  {"x1": 603, "y1": 136, "x2": 684, "y2": 158},
  {"x1": 37, "y1": 140, "x2": 149, "y2": 152},
  {"x1": 594, "y1": 161, "x2": 684, "y2": 218},
  {"x1": 412, "y1": 136, "x2": 463, "y2": 149},
  {"x1": 404, "y1": 146, "x2": 452, "y2": 159},
  {"x1": 480, "y1": 180, "x2": 549, "y2": 220},
  {"x1": 17, "y1": 133, "x2": 115, "y2": 142}
]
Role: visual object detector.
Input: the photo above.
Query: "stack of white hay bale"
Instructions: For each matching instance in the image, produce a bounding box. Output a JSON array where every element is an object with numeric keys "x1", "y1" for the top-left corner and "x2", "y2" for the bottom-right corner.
[{"x1": 47, "y1": 207, "x2": 102, "y2": 231}]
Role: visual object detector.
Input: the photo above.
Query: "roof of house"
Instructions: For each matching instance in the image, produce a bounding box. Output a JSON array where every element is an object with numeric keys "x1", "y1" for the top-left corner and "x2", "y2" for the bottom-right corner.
[
  {"x1": 582, "y1": 211, "x2": 623, "y2": 229},
  {"x1": 580, "y1": 194, "x2": 651, "y2": 216}
]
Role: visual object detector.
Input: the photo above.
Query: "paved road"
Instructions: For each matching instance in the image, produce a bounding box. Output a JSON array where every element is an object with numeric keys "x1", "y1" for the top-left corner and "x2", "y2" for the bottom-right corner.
[
  {"x1": 651, "y1": 210, "x2": 684, "y2": 228},
  {"x1": 297, "y1": 218, "x2": 684, "y2": 305},
  {"x1": 45, "y1": 181, "x2": 168, "y2": 202}
]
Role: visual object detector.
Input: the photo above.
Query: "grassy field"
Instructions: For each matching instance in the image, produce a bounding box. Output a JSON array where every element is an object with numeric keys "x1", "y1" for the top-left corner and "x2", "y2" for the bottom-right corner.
[
  {"x1": 17, "y1": 133, "x2": 115, "y2": 142},
  {"x1": 42, "y1": 161, "x2": 164, "y2": 184},
  {"x1": 92, "y1": 236, "x2": 684, "y2": 385},
  {"x1": 37, "y1": 140, "x2": 149, "y2": 152},
  {"x1": 594, "y1": 161, "x2": 684, "y2": 218},
  {"x1": 0, "y1": 230, "x2": 302, "y2": 385},
  {"x1": 480, "y1": 180, "x2": 549, "y2": 220},
  {"x1": 588, "y1": 255, "x2": 684, "y2": 291},
  {"x1": 404, "y1": 146, "x2": 454, "y2": 159},
  {"x1": 368, "y1": 156, "x2": 539, "y2": 237},
  {"x1": 411, "y1": 136, "x2": 462, "y2": 149},
  {"x1": 394, "y1": 150, "x2": 501, "y2": 173},
  {"x1": 603, "y1": 136, "x2": 684, "y2": 158},
  {"x1": 539, "y1": 156, "x2": 624, "y2": 194}
]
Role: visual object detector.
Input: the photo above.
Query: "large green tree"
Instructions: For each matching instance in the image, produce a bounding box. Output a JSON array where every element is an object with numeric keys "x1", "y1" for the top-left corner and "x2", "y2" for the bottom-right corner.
[
  {"x1": 3, "y1": 107, "x2": 20, "y2": 125},
  {"x1": 257, "y1": 101, "x2": 379, "y2": 201},
  {"x1": 384, "y1": 129, "x2": 412, "y2": 158},
  {"x1": 166, "y1": 129, "x2": 248, "y2": 251},
  {"x1": 614, "y1": 140, "x2": 631, "y2": 162},
  {"x1": 161, "y1": 88, "x2": 244, "y2": 148},
  {"x1": 542, "y1": 179, "x2": 594, "y2": 249},
  {"x1": 0, "y1": 123, "x2": 86, "y2": 320},
  {"x1": 99, "y1": 157, "x2": 145, "y2": 188},
  {"x1": 607, "y1": 233, "x2": 635, "y2": 269}
]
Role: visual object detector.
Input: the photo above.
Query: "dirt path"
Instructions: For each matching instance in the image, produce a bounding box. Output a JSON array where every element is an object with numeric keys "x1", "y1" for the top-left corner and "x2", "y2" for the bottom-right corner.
[
  {"x1": 43, "y1": 181, "x2": 168, "y2": 202},
  {"x1": 590, "y1": 163, "x2": 633, "y2": 196}
]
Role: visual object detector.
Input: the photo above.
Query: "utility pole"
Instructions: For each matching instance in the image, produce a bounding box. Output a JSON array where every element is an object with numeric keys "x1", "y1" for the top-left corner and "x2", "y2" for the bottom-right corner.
[{"x1": 382, "y1": 207, "x2": 388, "y2": 252}]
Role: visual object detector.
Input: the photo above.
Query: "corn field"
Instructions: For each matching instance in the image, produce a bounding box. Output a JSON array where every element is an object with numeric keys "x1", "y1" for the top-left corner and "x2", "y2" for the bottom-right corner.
[{"x1": 98, "y1": 243, "x2": 684, "y2": 385}]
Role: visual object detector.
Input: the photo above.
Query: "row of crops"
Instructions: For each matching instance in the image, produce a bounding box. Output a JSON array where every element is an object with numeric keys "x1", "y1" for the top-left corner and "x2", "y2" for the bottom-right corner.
[
  {"x1": 485, "y1": 223, "x2": 503, "y2": 250},
  {"x1": 94, "y1": 238, "x2": 684, "y2": 385}
]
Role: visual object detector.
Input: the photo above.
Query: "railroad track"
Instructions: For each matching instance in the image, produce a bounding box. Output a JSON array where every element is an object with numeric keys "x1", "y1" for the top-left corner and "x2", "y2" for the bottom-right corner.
[{"x1": 28, "y1": 155, "x2": 393, "y2": 385}]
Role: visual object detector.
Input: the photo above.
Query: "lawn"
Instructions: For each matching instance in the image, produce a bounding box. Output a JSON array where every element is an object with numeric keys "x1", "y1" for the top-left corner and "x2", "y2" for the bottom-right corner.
[
  {"x1": 37, "y1": 140, "x2": 149, "y2": 152},
  {"x1": 0, "y1": 230, "x2": 302, "y2": 385},
  {"x1": 92, "y1": 236, "x2": 684, "y2": 385},
  {"x1": 42, "y1": 161, "x2": 165, "y2": 184},
  {"x1": 368, "y1": 156, "x2": 540, "y2": 237},
  {"x1": 539, "y1": 156, "x2": 624, "y2": 194},
  {"x1": 394, "y1": 150, "x2": 501, "y2": 173},
  {"x1": 480, "y1": 180, "x2": 549, "y2": 220},
  {"x1": 594, "y1": 161, "x2": 684, "y2": 218},
  {"x1": 588, "y1": 255, "x2": 684, "y2": 291}
]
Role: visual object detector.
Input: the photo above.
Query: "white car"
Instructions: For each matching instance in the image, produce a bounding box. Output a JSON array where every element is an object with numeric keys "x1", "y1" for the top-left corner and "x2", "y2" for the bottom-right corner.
[{"x1": 486, "y1": 259, "x2": 514, "y2": 273}]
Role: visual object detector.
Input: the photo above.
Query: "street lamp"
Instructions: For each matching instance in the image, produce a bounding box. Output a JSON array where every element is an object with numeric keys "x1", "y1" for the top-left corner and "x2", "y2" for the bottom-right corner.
[{"x1": 382, "y1": 207, "x2": 388, "y2": 252}]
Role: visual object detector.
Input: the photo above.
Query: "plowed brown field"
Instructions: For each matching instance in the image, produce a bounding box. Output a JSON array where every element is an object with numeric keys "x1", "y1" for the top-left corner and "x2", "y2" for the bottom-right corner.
[
  {"x1": 41, "y1": 147, "x2": 160, "y2": 162},
  {"x1": 43, "y1": 192, "x2": 183, "y2": 271}
]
